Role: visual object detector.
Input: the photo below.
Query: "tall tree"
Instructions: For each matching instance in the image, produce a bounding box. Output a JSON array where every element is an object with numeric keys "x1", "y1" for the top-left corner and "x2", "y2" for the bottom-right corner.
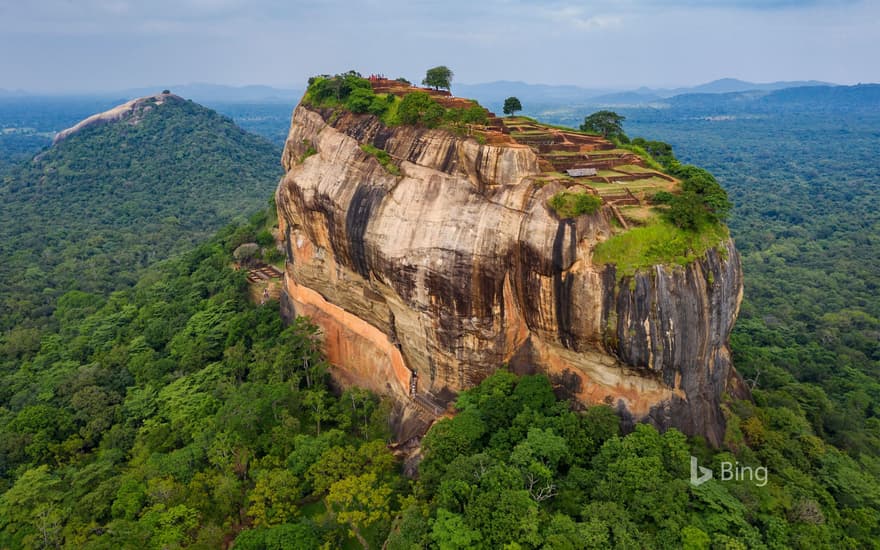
[
  {"x1": 422, "y1": 66, "x2": 454, "y2": 91},
  {"x1": 580, "y1": 110, "x2": 627, "y2": 140},
  {"x1": 327, "y1": 473, "x2": 393, "y2": 549},
  {"x1": 246, "y1": 469, "x2": 301, "y2": 527},
  {"x1": 503, "y1": 96, "x2": 523, "y2": 116}
]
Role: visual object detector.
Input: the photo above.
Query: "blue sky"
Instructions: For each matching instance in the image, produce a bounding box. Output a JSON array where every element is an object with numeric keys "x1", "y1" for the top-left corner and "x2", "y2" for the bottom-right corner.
[{"x1": 0, "y1": 0, "x2": 877, "y2": 92}]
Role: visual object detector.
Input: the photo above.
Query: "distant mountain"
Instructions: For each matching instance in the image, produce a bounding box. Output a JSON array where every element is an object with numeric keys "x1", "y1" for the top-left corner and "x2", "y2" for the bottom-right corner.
[
  {"x1": 762, "y1": 83, "x2": 880, "y2": 106},
  {"x1": 0, "y1": 94, "x2": 282, "y2": 329},
  {"x1": 668, "y1": 84, "x2": 880, "y2": 111},
  {"x1": 455, "y1": 78, "x2": 841, "y2": 108},
  {"x1": 682, "y1": 77, "x2": 833, "y2": 95},
  {"x1": 584, "y1": 79, "x2": 837, "y2": 107},
  {"x1": 622, "y1": 78, "x2": 835, "y2": 98},
  {"x1": 454, "y1": 80, "x2": 614, "y2": 104},
  {"x1": 584, "y1": 91, "x2": 664, "y2": 105}
]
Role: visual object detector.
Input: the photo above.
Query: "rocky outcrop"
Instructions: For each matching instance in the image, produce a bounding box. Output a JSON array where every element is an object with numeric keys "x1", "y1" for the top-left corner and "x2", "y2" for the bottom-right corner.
[
  {"x1": 53, "y1": 92, "x2": 181, "y2": 145},
  {"x1": 276, "y1": 104, "x2": 745, "y2": 445}
]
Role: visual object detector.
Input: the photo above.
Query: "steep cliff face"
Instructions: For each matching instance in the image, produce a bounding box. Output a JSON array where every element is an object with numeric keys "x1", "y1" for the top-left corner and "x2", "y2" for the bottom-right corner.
[{"x1": 276, "y1": 103, "x2": 745, "y2": 445}]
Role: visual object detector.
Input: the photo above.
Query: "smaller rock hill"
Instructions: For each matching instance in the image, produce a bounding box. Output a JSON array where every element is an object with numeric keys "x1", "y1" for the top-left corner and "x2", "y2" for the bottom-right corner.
[
  {"x1": 0, "y1": 93, "x2": 282, "y2": 331},
  {"x1": 52, "y1": 92, "x2": 180, "y2": 145}
]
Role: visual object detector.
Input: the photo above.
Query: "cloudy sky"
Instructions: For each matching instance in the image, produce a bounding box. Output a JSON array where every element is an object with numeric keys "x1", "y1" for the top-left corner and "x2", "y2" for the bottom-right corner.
[{"x1": 1, "y1": 0, "x2": 877, "y2": 92}]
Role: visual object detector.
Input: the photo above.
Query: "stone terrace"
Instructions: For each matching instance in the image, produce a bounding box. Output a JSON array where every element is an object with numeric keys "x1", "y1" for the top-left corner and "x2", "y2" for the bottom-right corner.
[
  {"x1": 367, "y1": 78, "x2": 678, "y2": 216},
  {"x1": 369, "y1": 77, "x2": 511, "y2": 143}
]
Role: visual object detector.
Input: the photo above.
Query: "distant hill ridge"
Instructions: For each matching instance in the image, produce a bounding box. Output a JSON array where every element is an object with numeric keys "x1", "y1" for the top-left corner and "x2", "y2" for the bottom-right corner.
[
  {"x1": 454, "y1": 77, "x2": 839, "y2": 105},
  {"x1": 0, "y1": 94, "x2": 282, "y2": 330},
  {"x1": 666, "y1": 83, "x2": 880, "y2": 111}
]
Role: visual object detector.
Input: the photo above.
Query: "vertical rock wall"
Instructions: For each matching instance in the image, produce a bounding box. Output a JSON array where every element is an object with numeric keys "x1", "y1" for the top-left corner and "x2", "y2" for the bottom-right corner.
[{"x1": 276, "y1": 104, "x2": 745, "y2": 445}]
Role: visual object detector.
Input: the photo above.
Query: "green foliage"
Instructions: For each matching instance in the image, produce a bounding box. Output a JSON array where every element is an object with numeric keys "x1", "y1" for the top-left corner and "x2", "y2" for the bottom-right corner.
[
  {"x1": 585, "y1": 140, "x2": 731, "y2": 271},
  {"x1": 503, "y1": 96, "x2": 523, "y2": 116},
  {"x1": 409, "y1": 370, "x2": 880, "y2": 548},
  {"x1": 665, "y1": 163, "x2": 733, "y2": 229},
  {"x1": 1, "y1": 198, "x2": 877, "y2": 547},
  {"x1": 233, "y1": 521, "x2": 320, "y2": 550},
  {"x1": 304, "y1": 72, "x2": 398, "y2": 123},
  {"x1": 422, "y1": 65, "x2": 454, "y2": 91},
  {"x1": 304, "y1": 71, "x2": 372, "y2": 106},
  {"x1": 650, "y1": 190, "x2": 675, "y2": 204},
  {"x1": 0, "y1": 97, "x2": 128, "y2": 170},
  {"x1": 0, "y1": 97, "x2": 281, "y2": 334},
  {"x1": 580, "y1": 110, "x2": 627, "y2": 140},
  {"x1": 326, "y1": 472, "x2": 394, "y2": 544},
  {"x1": 593, "y1": 218, "x2": 729, "y2": 276},
  {"x1": 631, "y1": 137, "x2": 675, "y2": 167},
  {"x1": 397, "y1": 92, "x2": 446, "y2": 128},
  {"x1": 297, "y1": 139, "x2": 317, "y2": 163},
  {"x1": 247, "y1": 469, "x2": 300, "y2": 527},
  {"x1": 345, "y1": 87, "x2": 377, "y2": 114},
  {"x1": 443, "y1": 103, "x2": 489, "y2": 127},
  {"x1": 360, "y1": 143, "x2": 401, "y2": 176},
  {"x1": 618, "y1": 141, "x2": 666, "y2": 171},
  {"x1": 430, "y1": 508, "x2": 482, "y2": 549},
  {"x1": 547, "y1": 190, "x2": 602, "y2": 218},
  {"x1": 0, "y1": 209, "x2": 401, "y2": 548},
  {"x1": 303, "y1": 74, "x2": 487, "y2": 137},
  {"x1": 421, "y1": 409, "x2": 486, "y2": 467}
]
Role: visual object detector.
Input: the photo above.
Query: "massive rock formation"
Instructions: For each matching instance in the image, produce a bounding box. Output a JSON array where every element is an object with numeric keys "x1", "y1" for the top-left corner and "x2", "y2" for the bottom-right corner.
[{"x1": 276, "y1": 102, "x2": 745, "y2": 445}]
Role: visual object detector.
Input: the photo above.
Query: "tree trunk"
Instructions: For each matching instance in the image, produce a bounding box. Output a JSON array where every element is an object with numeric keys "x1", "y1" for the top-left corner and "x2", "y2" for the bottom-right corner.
[{"x1": 352, "y1": 525, "x2": 369, "y2": 549}]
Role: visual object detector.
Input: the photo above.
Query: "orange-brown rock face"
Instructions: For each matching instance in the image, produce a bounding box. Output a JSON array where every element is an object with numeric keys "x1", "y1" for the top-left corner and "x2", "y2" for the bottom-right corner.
[{"x1": 276, "y1": 104, "x2": 745, "y2": 445}]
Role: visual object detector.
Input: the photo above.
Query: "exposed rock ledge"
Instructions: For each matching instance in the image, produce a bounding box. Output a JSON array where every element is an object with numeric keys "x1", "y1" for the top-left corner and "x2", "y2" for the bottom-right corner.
[{"x1": 276, "y1": 104, "x2": 746, "y2": 446}]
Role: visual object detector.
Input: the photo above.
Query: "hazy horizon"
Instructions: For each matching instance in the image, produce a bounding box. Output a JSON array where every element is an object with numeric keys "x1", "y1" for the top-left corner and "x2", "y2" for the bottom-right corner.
[
  {"x1": 1, "y1": 0, "x2": 878, "y2": 93},
  {"x1": 1, "y1": 76, "x2": 865, "y2": 98}
]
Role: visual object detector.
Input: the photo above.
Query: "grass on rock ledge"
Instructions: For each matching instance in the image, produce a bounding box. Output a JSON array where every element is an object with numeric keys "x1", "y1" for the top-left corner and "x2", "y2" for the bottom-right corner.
[
  {"x1": 360, "y1": 143, "x2": 401, "y2": 176},
  {"x1": 593, "y1": 219, "x2": 728, "y2": 277},
  {"x1": 548, "y1": 191, "x2": 602, "y2": 219}
]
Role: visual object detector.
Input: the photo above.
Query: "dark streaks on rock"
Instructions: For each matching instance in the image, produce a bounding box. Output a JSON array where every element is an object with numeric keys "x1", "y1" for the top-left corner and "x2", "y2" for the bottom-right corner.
[
  {"x1": 277, "y1": 103, "x2": 745, "y2": 446},
  {"x1": 346, "y1": 185, "x2": 385, "y2": 278},
  {"x1": 553, "y1": 220, "x2": 577, "y2": 349},
  {"x1": 284, "y1": 223, "x2": 294, "y2": 265}
]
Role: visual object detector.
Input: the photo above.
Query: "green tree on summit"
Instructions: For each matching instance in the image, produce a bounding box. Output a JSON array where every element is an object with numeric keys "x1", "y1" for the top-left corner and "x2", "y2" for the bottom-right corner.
[
  {"x1": 422, "y1": 66, "x2": 454, "y2": 91},
  {"x1": 503, "y1": 96, "x2": 523, "y2": 116},
  {"x1": 580, "y1": 110, "x2": 627, "y2": 141},
  {"x1": 397, "y1": 92, "x2": 445, "y2": 128}
]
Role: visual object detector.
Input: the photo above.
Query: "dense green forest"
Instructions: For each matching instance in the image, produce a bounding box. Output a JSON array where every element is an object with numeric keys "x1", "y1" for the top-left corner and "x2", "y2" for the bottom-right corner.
[
  {"x1": 617, "y1": 109, "x2": 880, "y2": 458},
  {"x1": 0, "y1": 96, "x2": 281, "y2": 340},
  {"x1": 1, "y1": 88, "x2": 879, "y2": 547},
  {"x1": 2, "y1": 205, "x2": 878, "y2": 548},
  {"x1": 394, "y1": 371, "x2": 880, "y2": 548},
  {"x1": 205, "y1": 103, "x2": 298, "y2": 147},
  {"x1": 0, "y1": 98, "x2": 121, "y2": 172},
  {"x1": 527, "y1": 97, "x2": 880, "y2": 457},
  {"x1": 0, "y1": 209, "x2": 399, "y2": 548},
  {"x1": 1, "y1": 142, "x2": 878, "y2": 548}
]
